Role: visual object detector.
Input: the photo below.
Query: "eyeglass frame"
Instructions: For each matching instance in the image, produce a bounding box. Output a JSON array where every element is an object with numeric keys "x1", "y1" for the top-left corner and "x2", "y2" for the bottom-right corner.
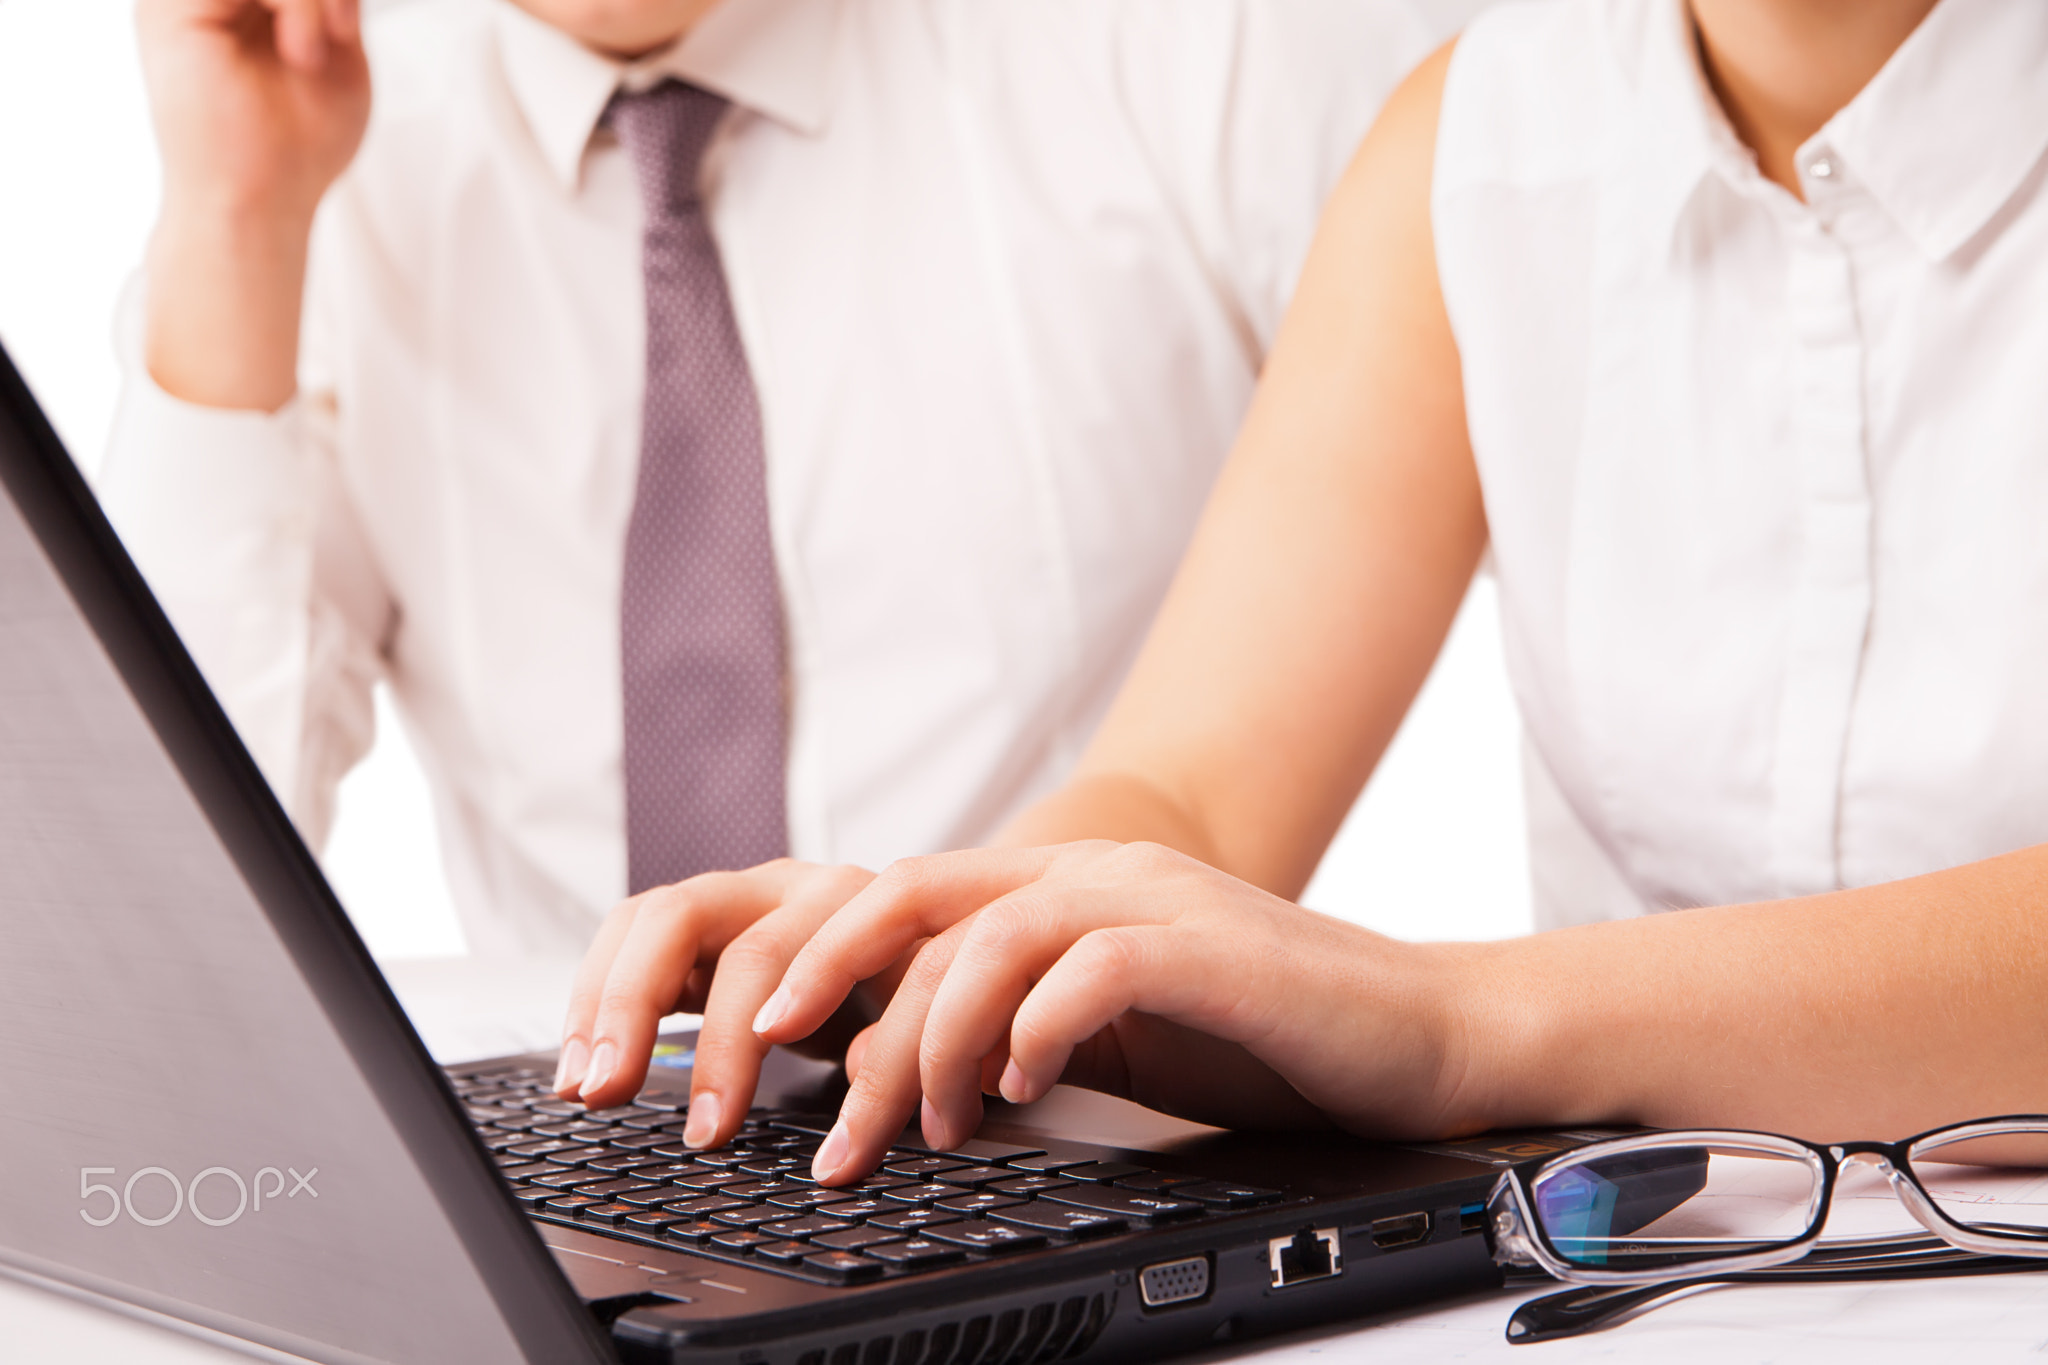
[{"x1": 1485, "y1": 1115, "x2": 2048, "y2": 1287}]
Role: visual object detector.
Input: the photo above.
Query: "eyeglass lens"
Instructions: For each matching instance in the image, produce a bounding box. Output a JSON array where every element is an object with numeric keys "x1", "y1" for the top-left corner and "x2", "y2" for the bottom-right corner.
[
  {"x1": 1907, "y1": 1132, "x2": 2048, "y2": 1239},
  {"x1": 1531, "y1": 1144, "x2": 1822, "y2": 1272}
]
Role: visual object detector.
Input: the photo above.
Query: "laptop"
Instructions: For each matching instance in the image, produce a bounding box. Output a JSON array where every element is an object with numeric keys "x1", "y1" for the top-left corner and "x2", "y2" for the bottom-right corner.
[{"x1": 0, "y1": 338, "x2": 1551, "y2": 1363}]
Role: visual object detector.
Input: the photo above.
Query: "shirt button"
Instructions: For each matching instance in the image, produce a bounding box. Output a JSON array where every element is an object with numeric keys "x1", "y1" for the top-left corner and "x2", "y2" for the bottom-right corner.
[{"x1": 1808, "y1": 157, "x2": 1835, "y2": 180}]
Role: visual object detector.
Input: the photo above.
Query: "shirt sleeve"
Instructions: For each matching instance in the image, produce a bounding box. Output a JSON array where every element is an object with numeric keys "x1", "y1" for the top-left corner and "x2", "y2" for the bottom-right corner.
[
  {"x1": 98, "y1": 265, "x2": 388, "y2": 852},
  {"x1": 1110, "y1": 0, "x2": 1437, "y2": 355}
]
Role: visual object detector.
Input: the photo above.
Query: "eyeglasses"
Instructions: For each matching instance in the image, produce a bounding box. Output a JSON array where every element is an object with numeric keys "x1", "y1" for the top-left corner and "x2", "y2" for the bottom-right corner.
[{"x1": 1486, "y1": 1117, "x2": 2048, "y2": 1290}]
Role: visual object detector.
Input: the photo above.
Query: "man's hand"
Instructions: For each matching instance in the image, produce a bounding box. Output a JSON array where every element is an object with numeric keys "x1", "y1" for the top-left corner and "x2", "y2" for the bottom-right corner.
[
  {"x1": 137, "y1": 0, "x2": 371, "y2": 409},
  {"x1": 752, "y1": 841, "x2": 1484, "y2": 1185},
  {"x1": 558, "y1": 861, "x2": 893, "y2": 1149}
]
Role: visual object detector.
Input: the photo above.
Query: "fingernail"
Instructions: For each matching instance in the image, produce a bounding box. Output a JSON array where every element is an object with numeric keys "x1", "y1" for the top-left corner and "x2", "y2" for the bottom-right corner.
[
  {"x1": 578, "y1": 1040, "x2": 617, "y2": 1101},
  {"x1": 682, "y1": 1091, "x2": 722, "y2": 1149},
  {"x1": 999, "y1": 1059, "x2": 1029, "y2": 1104},
  {"x1": 752, "y1": 986, "x2": 791, "y2": 1037},
  {"x1": 554, "y1": 1037, "x2": 590, "y2": 1095},
  {"x1": 921, "y1": 1097, "x2": 947, "y2": 1151},
  {"x1": 812, "y1": 1120, "x2": 850, "y2": 1183}
]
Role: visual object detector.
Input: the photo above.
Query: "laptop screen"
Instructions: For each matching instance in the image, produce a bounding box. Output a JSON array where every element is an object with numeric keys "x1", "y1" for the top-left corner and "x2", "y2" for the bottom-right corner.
[{"x1": 0, "y1": 345, "x2": 604, "y2": 1362}]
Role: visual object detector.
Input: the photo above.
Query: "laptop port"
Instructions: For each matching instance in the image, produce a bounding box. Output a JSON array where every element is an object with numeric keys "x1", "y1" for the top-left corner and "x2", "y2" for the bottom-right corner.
[
  {"x1": 1267, "y1": 1227, "x2": 1342, "y2": 1289},
  {"x1": 1369, "y1": 1212, "x2": 1431, "y2": 1249},
  {"x1": 1138, "y1": 1255, "x2": 1211, "y2": 1308},
  {"x1": 1459, "y1": 1202, "x2": 1487, "y2": 1235}
]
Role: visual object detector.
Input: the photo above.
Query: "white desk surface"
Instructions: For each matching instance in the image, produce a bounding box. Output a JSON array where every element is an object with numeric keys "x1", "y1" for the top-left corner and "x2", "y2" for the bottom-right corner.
[{"x1": 14, "y1": 955, "x2": 2048, "y2": 1364}]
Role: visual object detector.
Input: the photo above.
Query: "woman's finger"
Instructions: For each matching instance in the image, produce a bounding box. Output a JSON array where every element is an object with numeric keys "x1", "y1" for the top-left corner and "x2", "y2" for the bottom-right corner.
[
  {"x1": 914, "y1": 884, "x2": 1168, "y2": 1150},
  {"x1": 809, "y1": 930, "x2": 971, "y2": 1183},
  {"x1": 681, "y1": 865, "x2": 876, "y2": 1149},
  {"x1": 757, "y1": 845, "x2": 1086, "y2": 1045},
  {"x1": 1001, "y1": 924, "x2": 1244, "y2": 1104},
  {"x1": 556, "y1": 898, "x2": 645, "y2": 1094},
  {"x1": 574, "y1": 864, "x2": 802, "y2": 1107}
]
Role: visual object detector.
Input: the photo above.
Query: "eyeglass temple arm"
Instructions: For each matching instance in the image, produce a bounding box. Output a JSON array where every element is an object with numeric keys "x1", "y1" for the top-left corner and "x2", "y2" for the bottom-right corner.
[{"x1": 1505, "y1": 1241, "x2": 2048, "y2": 1345}]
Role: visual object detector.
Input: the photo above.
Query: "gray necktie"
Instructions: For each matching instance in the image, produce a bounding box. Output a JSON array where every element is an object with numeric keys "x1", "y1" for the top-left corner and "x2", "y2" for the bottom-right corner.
[{"x1": 612, "y1": 81, "x2": 788, "y2": 893}]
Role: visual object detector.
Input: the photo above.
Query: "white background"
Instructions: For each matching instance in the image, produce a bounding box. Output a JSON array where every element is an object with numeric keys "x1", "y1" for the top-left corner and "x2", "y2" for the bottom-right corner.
[{"x1": 0, "y1": 0, "x2": 1531, "y2": 962}]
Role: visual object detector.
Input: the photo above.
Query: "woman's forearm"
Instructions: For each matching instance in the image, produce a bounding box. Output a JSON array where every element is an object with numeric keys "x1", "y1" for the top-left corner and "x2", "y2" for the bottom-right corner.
[{"x1": 1451, "y1": 843, "x2": 2048, "y2": 1140}]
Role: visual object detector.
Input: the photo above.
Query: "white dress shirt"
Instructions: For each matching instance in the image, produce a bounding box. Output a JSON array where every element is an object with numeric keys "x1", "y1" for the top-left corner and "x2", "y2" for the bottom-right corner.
[
  {"x1": 1434, "y1": 0, "x2": 2048, "y2": 927},
  {"x1": 102, "y1": 0, "x2": 1430, "y2": 955}
]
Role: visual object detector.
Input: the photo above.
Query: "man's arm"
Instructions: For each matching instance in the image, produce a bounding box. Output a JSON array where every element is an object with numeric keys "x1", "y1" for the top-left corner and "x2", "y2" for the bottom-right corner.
[
  {"x1": 138, "y1": 0, "x2": 368, "y2": 410},
  {"x1": 106, "y1": 0, "x2": 383, "y2": 836}
]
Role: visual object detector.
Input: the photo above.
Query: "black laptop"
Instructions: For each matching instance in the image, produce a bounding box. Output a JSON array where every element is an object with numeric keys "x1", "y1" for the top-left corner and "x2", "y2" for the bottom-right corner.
[{"x1": 0, "y1": 339, "x2": 1557, "y2": 1363}]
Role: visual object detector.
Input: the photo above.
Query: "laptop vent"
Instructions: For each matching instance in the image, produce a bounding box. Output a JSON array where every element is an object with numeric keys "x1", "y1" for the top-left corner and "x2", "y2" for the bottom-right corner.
[{"x1": 794, "y1": 1290, "x2": 1113, "y2": 1365}]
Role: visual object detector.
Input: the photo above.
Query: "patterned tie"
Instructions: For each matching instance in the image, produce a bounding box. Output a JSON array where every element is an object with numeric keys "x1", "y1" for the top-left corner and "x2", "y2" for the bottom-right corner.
[{"x1": 612, "y1": 81, "x2": 788, "y2": 893}]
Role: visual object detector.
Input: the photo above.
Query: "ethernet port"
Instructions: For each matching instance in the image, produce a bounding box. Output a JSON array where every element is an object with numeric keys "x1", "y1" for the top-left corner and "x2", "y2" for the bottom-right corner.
[{"x1": 1267, "y1": 1227, "x2": 1343, "y2": 1289}]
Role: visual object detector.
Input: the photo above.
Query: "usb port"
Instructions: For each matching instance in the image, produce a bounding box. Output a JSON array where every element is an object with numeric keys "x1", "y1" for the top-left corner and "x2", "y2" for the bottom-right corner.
[
  {"x1": 1139, "y1": 1255, "x2": 1211, "y2": 1308},
  {"x1": 1368, "y1": 1212, "x2": 1431, "y2": 1249},
  {"x1": 1459, "y1": 1202, "x2": 1487, "y2": 1235}
]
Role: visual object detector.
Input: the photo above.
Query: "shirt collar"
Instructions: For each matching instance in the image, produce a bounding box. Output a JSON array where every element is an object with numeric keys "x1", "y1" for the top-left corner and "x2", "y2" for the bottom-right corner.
[
  {"x1": 1616, "y1": 0, "x2": 2048, "y2": 263},
  {"x1": 1819, "y1": 0, "x2": 2048, "y2": 262},
  {"x1": 493, "y1": 0, "x2": 841, "y2": 192}
]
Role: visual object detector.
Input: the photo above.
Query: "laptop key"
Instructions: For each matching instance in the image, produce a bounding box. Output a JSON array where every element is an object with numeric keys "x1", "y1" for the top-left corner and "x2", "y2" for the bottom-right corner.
[
  {"x1": 577, "y1": 1179, "x2": 661, "y2": 1200},
  {"x1": 1178, "y1": 1180, "x2": 1282, "y2": 1208},
  {"x1": 578, "y1": 1202, "x2": 642, "y2": 1226},
  {"x1": 953, "y1": 1139, "x2": 1049, "y2": 1163},
  {"x1": 497, "y1": 1161, "x2": 555, "y2": 1181},
  {"x1": 807, "y1": 1197, "x2": 894, "y2": 1221},
  {"x1": 1115, "y1": 1172, "x2": 1206, "y2": 1193},
  {"x1": 933, "y1": 1166, "x2": 1013, "y2": 1189},
  {"x1": 864, "y1": 1238, "x2": 967, "y2": 1269},
  {"x1": 542, "y1": 1195, "x2": 605, "y2": 1215},
  {"x1": 618, "y1": 1187, "x2": 683, "y2": 1208},
  {"x1": 760, "y1": 1215, "x2": 854, "y2": 1240},
  {"x1": 530, "y1": 1169, "x2": 611, "y2": 1190},
  {"x1": 538, "y1": 1145, "x2": 610, "y2": 1167},
  {"x1": 765, "y1": 1188, "x2": 852, "y2": 1212},
  {"x1": 865, "y1": 1208, "x2": 961, "y2": 1233},
  {"x1": 605, "y1": 1133, "x2": 674, "y2": 1152},
  {"x1": 710, "y1": 1230, "x2": 775, "y2": 1253},
  {"x1": 529, "y1": 1100, "x2": 587, "y2": 1117},
  {"x1": 879, "y1": 1183, "x2": 961, "y2": 1205},
  {"x1": 1002, "y1": 1153, "x2": 1095, "y2": 1173},
  {"x1": 802, "y1": 1251, "x2": 885, "y2": 1284},
  {"x1": 665, "y1": 1195, "x2": 750, "y2": 1217},
  {"x1": 986, "y1": 1175, "x2": 1073, "y2": 1197},
  {"x1": 672, "y1": 1171, "x2": 752, "y2": 1193},
  {"x1": 624, "y1": 1210, "x2": 691, "y2": 1234},
  {"x1": 531, "y1": 1121, "x2": 611, "y2": 1140},
  {"x1": 919, "y1": 1220, "x2": 1047, "y2": 1254},
  {"x1": 1058, "y1": 1161, "x2": 1151, "y2": 1184},
  {"x1": 988, "y1": 1203, "x2": 1126, "y2": 1238},
  {"x1": 884, "y1": 1156, "x2": 972, "y2": 1178},
  {"x1": 510, "y1": 1186, "x2": 552, "y2": 1209},
  {"x1": 1040, "y1": 1185, "x2": 1201, "y2": 1223},
  {"x1": 752, "y1": 1239, "x2": 815, "y2": 1265},
  {"x1": 710, "y1": 1205, "x2": 793, "y2": 1229},
  {"x1": 936, "y1": 1192, "x2": 1024, "y2": 1216},
  {"x1": 584, "y1": 1155, "x2": 663, "y2": 1176},
  {"x1": 809, "y1": 1226, "x2": 907, "y2": 1252},
  {"x1": 664, "y1": 1220, "x2": 726, "y2": 1245}
]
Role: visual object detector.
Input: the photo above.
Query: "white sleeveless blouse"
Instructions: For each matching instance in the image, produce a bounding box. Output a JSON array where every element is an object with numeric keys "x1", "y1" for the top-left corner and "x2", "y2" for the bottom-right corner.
[{"x1": 1432, "y1": 0, "x2": 2048, "y2": 926}]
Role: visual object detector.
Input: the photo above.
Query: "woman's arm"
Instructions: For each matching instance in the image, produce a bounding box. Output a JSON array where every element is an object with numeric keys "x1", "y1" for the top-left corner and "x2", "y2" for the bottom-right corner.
[
  {"x1": 1000, "y1": 41, "x2": 1483, "y2": 900},
  {"x1": 758, "y1": 837, "x2": 2048, "y2": 1184}
]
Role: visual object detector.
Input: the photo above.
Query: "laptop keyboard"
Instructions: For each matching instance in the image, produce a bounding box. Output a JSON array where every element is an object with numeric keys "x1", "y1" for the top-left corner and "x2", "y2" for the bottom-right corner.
[{"x1": 449, "y1": 1065, "x2": 1279, "y2": 1286}]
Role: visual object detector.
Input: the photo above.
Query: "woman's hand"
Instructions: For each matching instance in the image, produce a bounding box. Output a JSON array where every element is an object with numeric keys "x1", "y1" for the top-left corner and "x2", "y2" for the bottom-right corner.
[
  {"x1": 751, "y1": 841, "x2": 1485, "y2": 1184},
  {"x1": 560, "y1": 860, "x2": 895, "y2": 1148}
]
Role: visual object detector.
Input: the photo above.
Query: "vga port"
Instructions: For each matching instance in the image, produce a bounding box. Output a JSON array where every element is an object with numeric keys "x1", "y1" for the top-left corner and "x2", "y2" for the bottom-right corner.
[{"x1": 1139, "y1": 1255, "x2": 1212, "y2": 1308}]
